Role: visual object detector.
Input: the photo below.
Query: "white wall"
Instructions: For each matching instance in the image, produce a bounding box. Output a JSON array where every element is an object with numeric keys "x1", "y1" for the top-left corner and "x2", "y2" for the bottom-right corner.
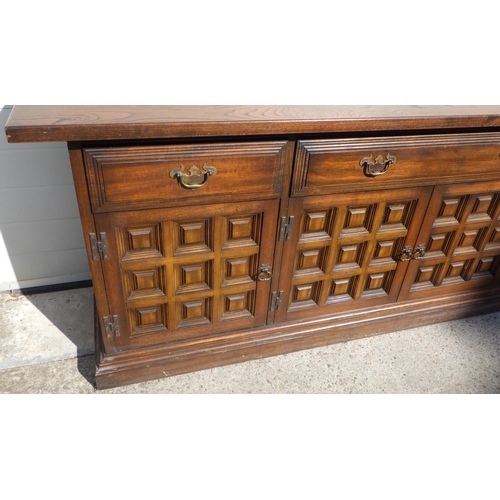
[{"x1": 0, "y1": 106, "x2": 91, "y2": 291}]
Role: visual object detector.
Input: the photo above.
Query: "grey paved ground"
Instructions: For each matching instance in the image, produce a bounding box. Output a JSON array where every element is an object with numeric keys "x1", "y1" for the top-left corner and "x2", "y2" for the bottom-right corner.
[{"x1": 1, "y1": 288, "x2": 499, "y2": 393}]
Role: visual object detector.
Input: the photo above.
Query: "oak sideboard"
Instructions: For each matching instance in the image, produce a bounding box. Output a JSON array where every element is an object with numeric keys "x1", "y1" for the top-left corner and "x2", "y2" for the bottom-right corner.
[{"x1": 5, "y1": 105, "x2": 500, "y2": 389}]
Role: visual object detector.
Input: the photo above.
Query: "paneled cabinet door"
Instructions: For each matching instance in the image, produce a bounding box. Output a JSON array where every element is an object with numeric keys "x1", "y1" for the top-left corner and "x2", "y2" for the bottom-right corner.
[
  {"x1": 274, "y1": 187, "x2": 433, "y2": 323},
  {"x1": 398, "y1": 180, "x2": 500, "y2": 301},
  {"x1": 94, "y1": 199, "x2": 280, "y2": 350}
]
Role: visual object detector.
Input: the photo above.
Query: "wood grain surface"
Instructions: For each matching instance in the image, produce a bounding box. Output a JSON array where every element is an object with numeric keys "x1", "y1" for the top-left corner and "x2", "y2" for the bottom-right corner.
[
  {"x1": 7, "y1": 105, "x2": 500, "y2": 389},
  {"x1": 6, "y1": 105, "x2": 500, "y2": 142}
]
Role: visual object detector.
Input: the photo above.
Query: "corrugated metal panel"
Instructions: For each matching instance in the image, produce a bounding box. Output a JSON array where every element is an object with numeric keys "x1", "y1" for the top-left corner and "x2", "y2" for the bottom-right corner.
[{"x1": 0, "y1": 106, "x2": 90, "y2": 291}]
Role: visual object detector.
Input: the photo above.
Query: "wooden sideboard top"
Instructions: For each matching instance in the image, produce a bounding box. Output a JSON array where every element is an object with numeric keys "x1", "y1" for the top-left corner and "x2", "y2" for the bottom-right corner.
[{"x1": 5, "y1": 105, "x2": 500, "y2": 143}]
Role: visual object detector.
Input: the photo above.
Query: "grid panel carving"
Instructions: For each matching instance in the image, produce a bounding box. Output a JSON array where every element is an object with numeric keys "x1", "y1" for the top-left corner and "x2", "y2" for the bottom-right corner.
[
  {"x1": 118, "y1": 212, "x2": 263, "y2": 336},
  {"x1": 411, "y1": 192, "x2": 500, "y2": 290},
  {"x1": 290, "y1": 200, "x2": 417, "y2": 311}
]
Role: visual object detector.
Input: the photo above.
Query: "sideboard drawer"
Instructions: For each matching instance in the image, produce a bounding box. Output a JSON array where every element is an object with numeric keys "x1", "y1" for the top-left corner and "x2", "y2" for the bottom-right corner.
[
  {"x1": 84, "y1": 141, "x2": 291, "y2": 212},
  {"x1": 292, "y1": 133, "x2": 500, "y2": 196}
]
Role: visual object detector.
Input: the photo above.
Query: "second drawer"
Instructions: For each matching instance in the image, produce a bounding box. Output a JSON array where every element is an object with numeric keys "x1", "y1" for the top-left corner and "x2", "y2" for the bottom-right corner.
[{"x1": 292, "y1": 133, "x2": 500, "y2": 196}]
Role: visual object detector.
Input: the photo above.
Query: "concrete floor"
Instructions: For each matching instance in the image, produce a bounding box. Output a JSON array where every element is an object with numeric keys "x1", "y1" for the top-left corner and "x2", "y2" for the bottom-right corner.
[{"x1": 0, "y1": 287, "x2": 499, "y2": 393}]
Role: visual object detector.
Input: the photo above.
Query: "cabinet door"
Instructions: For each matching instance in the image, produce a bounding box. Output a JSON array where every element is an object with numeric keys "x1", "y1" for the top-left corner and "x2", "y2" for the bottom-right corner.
[
  {"x1": 95, "y1": 199, "x2": 279, "y2": 350},
  {"x1": 274, "y1": 187, "x2": 432, "y2": 323},
  {"x1": 399, "y1": 180, "x2": 500, "y2": 301}
]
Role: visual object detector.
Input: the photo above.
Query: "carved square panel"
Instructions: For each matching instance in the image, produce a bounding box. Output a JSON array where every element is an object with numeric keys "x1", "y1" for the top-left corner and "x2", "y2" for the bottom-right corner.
[
  {"x1": 289, "y1": 282, "x2": 322, "y2": 310},
  {"x1": 175, "y1": 261, "x2": 212, "y2": 294},
  {"x1": 129, "y1": 305, "x2": 168, "y2": 337},
  {"x1": 427, "y1": 233, "x2": 447, "y2": 253},
  {"x1": 446, "y1": 261, "x2": 466, "y2": 278},
  {"x1": 370, "y1": 238, "x2": 405, "y2": 269},
  {"x1": 476, "y1": 257, "x2": 494, "y2": 274},
  {"x1": 300, "y1": 249, "x2": 320, "y2": 269},
  {"x1": 229, "y1": 218, "x2": 252, "y2": 239},
  {"x1": 223, "y1": 214, "x2": 261, "y2": 250},
  {"x1": 135, "y1": 271, "x2": 156, "y2": 290},
  {"x1": 294, "y1": 283, "x2": 314, "y2": 302},
  {"x1": 221, "y1": 256, "x2": 256, "y2": 287},
  {"x1": 471, "y1": 195, "x2": 494, "y2": 215},
  {"x1": 227, "y1": 258, "x2": 249, "y2": 278},
  {"x1": 411, "y1": 264, "x2": 444, "y2": 291},
  {"x1": 174, "y1": 219, "x2": 213, "y2": 256},
  {"x1": 181, "y1": 222, "x2": 204, "y2": 244},
  {"x1": 365, "y1": 273, "x2": 385, "y2": 291},
  {"x1": 473, "y1": 256, "x2": 500, "y2": 279},
  {"x1": 384, "y1": 204, "x2": 405, "y2": 224},
  {"x1": 459, "y1": 227, "x2": 488, "y2": 251},
  {"x1": 130, "y1": 229, "x2": 153, "y2": 249},
  {"x1": 361, "y1": 271, "x2": 394, "y2": 298},
  {"x1": 380, "y1": 201, "x2": 416, "y2": 234},
  {"x1": 299, "y1": 210, "x2": 332, "y2": 243},
  {"x1": 374, "y1": 241, "x2": 395, "y2": 259},
  {"x1": 226, "y1": 293, "x2": 246, "y2": 312},
  {"x1": 305, "y1": 211, "x2": 328, "y2": 233},
  {"x1": 326, "y1": 275, "x2": 360, "y2": 305},
  {"x1": 484, "y1": 226, "x2": 500, "y2": 252},
  {"x1": 442, "y1": 259, "x2": 477, "y2": 285},
  {"x1": 123, "y1": 266, "x2": 166, "y2": 301},
  {"x1": 415, "y1": 265, "x2": 435, "y2": 284},
  {"x1": 345, "y1": 207, "x2": 368, "y2": 229},
  {"x1": 428, "y1": 230, "x2": 460, "y2": 258},
  {"x1": 340, "y1": 205, "x2": 375, "y2": 238},
  {"x1": 439, "y1": 198, "x2": 460, "y2": 218},
  {"x1": 138, "y1": 308, "x2": 160, "y2": 325},
  {"x1": 121, "y1": 224, "x2": 163, "y2": 261},
  {"x1": 491, "y1": 227, "x2": 500, "y2": 243},
  {"x1": 183, "y1": 301, "x2": 204, "y2": 319},
  {"x1": 221, "y1": 291, "x2": 254, "y2": 321},
  {"x1": 325, "y1": 276, "x2": 357, "y2": 305},
  {"x1": 177, "y1": 299, "x2": 211, "y2": 329},
  {"x1": 330, "y1": 278, "x2": 350, "y2": 296},
  {"x1": 338, "y1": 245, "x2": 358, "y2": 264},
  {"x1": 183, "y1": 265, "x2": 203, "y2": 284},
  {"x1": 455, "y1": 230, "x2": 484, "y2": 255},
  {"x1": 433, "y1": 198, "x2": 466, "y2": 232},
  {"x1": 332, "y1": 243, "x2": 365, "y2": 272},
  {"x1": 331, "y1": 277, "x2": 357, "y2": 297},
  {"x1": 294, "y1": 247, "x2": 327, "y2": 278},
  {"x1": 466, "y1": 194, "x2": 497, "y2": 224}
]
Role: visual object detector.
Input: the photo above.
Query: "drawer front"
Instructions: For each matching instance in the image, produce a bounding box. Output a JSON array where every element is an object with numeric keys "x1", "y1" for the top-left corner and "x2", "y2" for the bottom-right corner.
[
  {"x1": 292, "y1": 133, "x2": 500, "y2": 196},
  {"x1": 84, "y1": 141, "x2": 292, "y2": 212}
]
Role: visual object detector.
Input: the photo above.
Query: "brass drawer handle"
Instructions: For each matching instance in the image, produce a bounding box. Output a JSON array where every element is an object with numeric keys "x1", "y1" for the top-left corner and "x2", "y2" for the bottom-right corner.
[
  {"x1": 359, "y1": 153, "x2": 396, "y2": 177},
  {"x1": 257, "y1": 264, "x2": 273, "y2": 282},
  {"x1": 169, "y1": 164, "x2": 217, "y2": 190}
]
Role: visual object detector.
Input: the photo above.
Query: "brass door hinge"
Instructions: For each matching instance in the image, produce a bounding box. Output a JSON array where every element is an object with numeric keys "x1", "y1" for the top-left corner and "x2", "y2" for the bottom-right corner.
[
  {"x1": 269, "y1": 291, "x2": 284, "y2": 312},
  {"x1": 278, "y1": 216, "x2": 294, "y2": 242},
  {"x1": 90, "y1": 232, "x2": 109, "y2": 261},
  {"x1": 103, "y1": 315, "x2": 120, "y2": 338}
]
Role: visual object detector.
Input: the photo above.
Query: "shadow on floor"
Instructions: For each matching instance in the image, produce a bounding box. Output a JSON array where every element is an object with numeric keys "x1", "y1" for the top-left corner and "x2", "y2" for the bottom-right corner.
[
  {"x1": 19, "y1": 283, "x2": 97, "y2": 387},
  {"x1": 6, "y1": 283, "x2": 500, "y2": 393}
]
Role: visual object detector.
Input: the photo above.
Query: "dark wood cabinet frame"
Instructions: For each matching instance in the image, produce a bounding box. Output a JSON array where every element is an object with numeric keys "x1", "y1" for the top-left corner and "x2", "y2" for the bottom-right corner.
[{"x1": 6, "y1": 106, "x2": 500, "y2": 389}]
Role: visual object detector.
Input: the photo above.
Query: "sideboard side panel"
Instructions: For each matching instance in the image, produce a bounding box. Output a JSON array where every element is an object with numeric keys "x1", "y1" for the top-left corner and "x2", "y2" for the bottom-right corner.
[{"x1": 67, "y1": 143, "x2": 116, "y2": 356}]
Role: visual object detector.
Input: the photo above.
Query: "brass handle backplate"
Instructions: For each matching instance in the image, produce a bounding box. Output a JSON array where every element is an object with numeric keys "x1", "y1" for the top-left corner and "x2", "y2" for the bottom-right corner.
[
  {"x1": 169, "y1": 164, "x2": 217, "y2": 190},
  {"x1": 257, "y1": 264, "x2": 273, "y2": 282},
  {"x1": 359, "y1": 153, "x2": 396, "y2": 177}
]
